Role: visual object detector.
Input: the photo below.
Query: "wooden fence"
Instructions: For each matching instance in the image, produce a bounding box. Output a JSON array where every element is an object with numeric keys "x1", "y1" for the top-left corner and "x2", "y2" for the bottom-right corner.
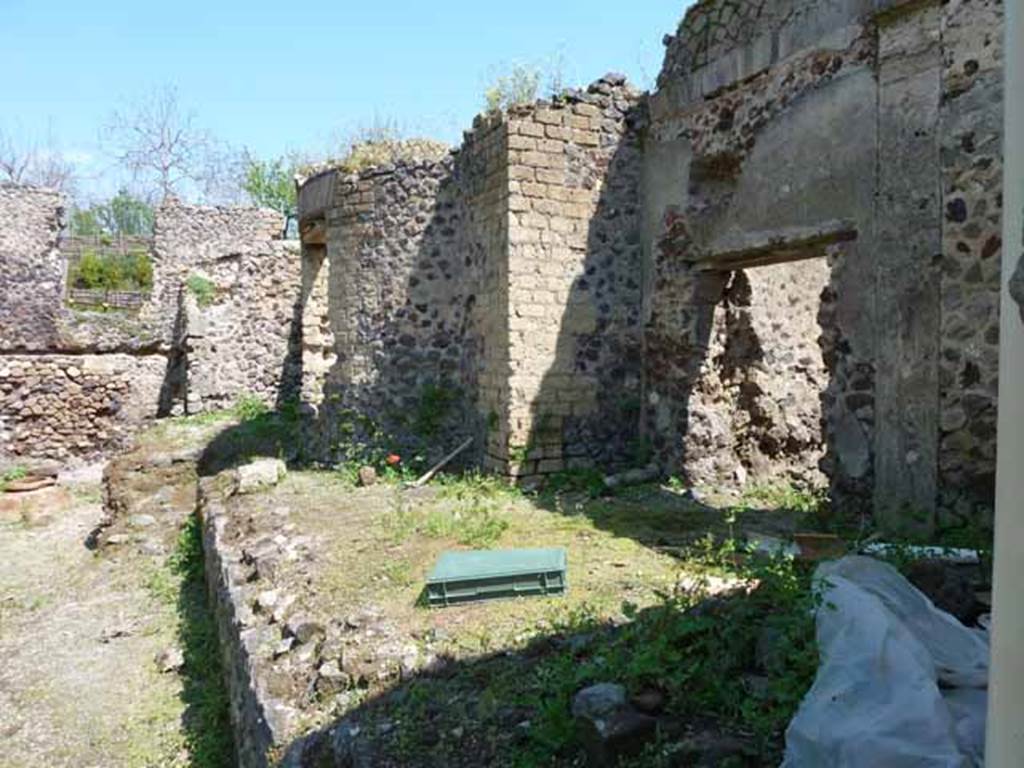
[
  {"x1": 67, "y1": 288, "x2": 149, "y2": 310},
  {"x1": 61, "y1": 235, "x2": 154, "y2": 310}
]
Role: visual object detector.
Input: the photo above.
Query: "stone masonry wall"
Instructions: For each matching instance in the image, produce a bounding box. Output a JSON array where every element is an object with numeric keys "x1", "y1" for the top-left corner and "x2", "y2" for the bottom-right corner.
[
  {"x1": 0, "y1": 184, "x2": 64, "y2": 351},
  {"x1": 646, "y1": 0, "x2": 1004, "y2": 531},
  {"x1": 0, "y1": 354, "x2": 166, "y2": 460},
  {"x1": 298, "y1": 76, "x2": 644, "y2": 478},
  {"x1": 0, "y1": 189, "x2": 301, "y2": 461},
  {"x1": 312, "y1": 150, "x2": 492, "y2": 464},
  {"x1": 499, "y1": 76, "x2": 646, "y2": 477},
  {"x1": 158, "y1": 201, "x2": 300, "y2": 415},
  {"x1": 936, "y1": 0, "x2": 1004, "y2": 527}
]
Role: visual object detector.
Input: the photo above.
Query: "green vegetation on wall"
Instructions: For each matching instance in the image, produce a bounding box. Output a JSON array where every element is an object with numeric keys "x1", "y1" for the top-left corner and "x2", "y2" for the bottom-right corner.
[{"x1": 186, "y1": 274, "x2": 217, "y2": 307}]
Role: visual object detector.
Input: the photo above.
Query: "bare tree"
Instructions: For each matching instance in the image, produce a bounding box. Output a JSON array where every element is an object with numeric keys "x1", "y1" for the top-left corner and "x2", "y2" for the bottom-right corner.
[
  {"x1": 104, "y1": 85, "x2": 231, "y2": 201},
  {"x1": 0, "y1": 128, "x2": 77, "y2": 193}
]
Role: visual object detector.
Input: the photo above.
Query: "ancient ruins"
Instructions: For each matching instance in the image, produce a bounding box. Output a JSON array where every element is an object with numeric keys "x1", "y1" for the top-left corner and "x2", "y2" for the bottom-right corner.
[
  {"x1": 3, "y1": 0, "x2": 1004, "y2": 535},
  {"x1": 0, "y1": 1, "x2": 1012, "y2": 763}
]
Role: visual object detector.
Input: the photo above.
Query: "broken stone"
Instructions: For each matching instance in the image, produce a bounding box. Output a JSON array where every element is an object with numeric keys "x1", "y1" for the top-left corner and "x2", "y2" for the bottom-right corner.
[
  {"x1": 272, "y1": 594, "x2": 297, "y2": 625},
  {"x1": 315, "y1": 660, "x2": 351, "y2": 695},
  {"x1": 572, "y1": 683, "x2": 658, "y2": 767},
  {"x1": 3, "y1": 475, "x2": 56, "y2": 493},
  {"x1": 630, "y1": 688, "x2": 665, "y2": 714},
  {"x1": 357, "y1": 466, "x2": 378, "y2": 487},
  {"x1": 273, "y1": 637, "x2": 295, "y2": 658},
  {"x1": 254, "y1": 589, "x2": 279, "y2": 614},
  {"x1": 155, "y1": 646, "x2": 185, "y2": 673},
  {"x1": 284, "y1": 616, "x2": 325, "y2": 645},
  {"x1": 235, "y1": 458, "x2": 287, "y2": 495}
]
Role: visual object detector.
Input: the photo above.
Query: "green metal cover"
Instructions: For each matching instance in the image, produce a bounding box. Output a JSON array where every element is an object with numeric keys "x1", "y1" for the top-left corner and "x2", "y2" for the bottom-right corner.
[{"x1": 426, "y1": 548, "x2": 567, "y2": 607}]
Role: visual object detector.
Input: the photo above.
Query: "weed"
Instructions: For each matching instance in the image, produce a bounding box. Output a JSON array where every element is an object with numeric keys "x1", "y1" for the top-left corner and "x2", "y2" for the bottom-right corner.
[
  {"x1": 232, "y1": 394, "x2": 269, "y2": 423},
  {"x1": 378, "y1": 476, "x2": 513, "y2": 548},
  {"x1": 497, "y1": 546, "x2": 820, "y2": 763},
  {"x1": 413, "y1": 382, "x2": 459, "y2": 439},
  {"x1": 171, "y1": 515, "x2": 235, "y2": 767},
  {"x1": 485, "y1": 64, "x2": 541, "y2": 112},
  {"x1": 377, "y1": 559, "x2": 413, "y2": 587},
  {"x1": 665, "y1": 475, "x2": 687, "y2": 492},
  {"x1": 0, "y1": 465, "x2": 27, "y2": 492},
  {"x1": 543, "y1": 468, "x2": 606, "y2": 499},
  {"x1": 186, "y1": 274, "x2": 217, "y2": 307},
  {"x1": 737, "y1": 482, "x2": 829, "y2": 526}
]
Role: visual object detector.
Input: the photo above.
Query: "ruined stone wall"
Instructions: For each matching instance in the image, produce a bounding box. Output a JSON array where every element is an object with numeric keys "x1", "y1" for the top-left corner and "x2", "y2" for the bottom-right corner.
[
  {"x1": 311, "y1": 152, "x2": 491, "y2": 462},
  {"x1": 297, "y1": 77, "x2": 644, "y2": 477},
  {"x1": 0, "y1": 185, "x2": 64, "y2": 351},
  {"x1": 0, "y1": 189, "x2": 300, "y2": 461},
  {"x1": 500, "y1": 77, "x2": 645, "y2": 477},
  {"x1": 457, "y1": 114, "x2": 511, "y2": 472},
  {"x1": 671, "y1": 261, "x2": 832, "y2": 489},
  {"x1": 646, "y1": 0, "x2": 1004, "y2": 531},
  {"x1": 0, "y1": 355, "x2": 166, "y2": 460},
  {"x1": 154, "y1": 202, "x2": 299, "y2": 415},
  {"x1": 936, "y1": 0, "x2": 1004, "y2": 526}
]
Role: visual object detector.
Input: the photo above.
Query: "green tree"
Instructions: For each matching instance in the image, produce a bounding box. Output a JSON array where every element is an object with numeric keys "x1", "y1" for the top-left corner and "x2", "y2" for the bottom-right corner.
[
  {"x1": 70, "y1": 207, "x2": 102, "y2": 236},
  {"x1": 70, "y1": 189, "x2": 154, "y2": 237},
  {"x1": 99, "y1": 188, "x2": 155, "y2": 235},
  {"x1": 242, "y1": 156, "x2": 296, "y2": 217}
]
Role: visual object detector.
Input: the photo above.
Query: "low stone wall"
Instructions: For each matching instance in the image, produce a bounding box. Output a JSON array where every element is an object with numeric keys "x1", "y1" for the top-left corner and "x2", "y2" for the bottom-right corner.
[
  {"x1": 0, "y1": 354, "x2": 167, "y2": 460},
  {"x1": 199, "y1": 475, "x2": 286, "y2": 768},
  {"x1": 0, "y1": 188, "x2": 301, "y2": 461}
]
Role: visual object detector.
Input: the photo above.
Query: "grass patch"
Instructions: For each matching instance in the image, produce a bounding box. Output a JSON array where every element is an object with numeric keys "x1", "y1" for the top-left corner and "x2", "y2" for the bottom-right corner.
[
  {"x1": 384, "y1": 542, "x2": 819, "y2": 766},
  {"x1": 0, "y1": 466, "x2": 27, "y2": 492},
  {"x1": 145, "y1": 516, "x2": 234, "y2": 767},
  {"x1": 541, "y1": 468, "x2": 606, "y2": 499},
  {"x1": 186, "y1": 275, "x2": 217, "y2": 307},
  {"x1": 380, "y1": 478, "x2": 513, "y2": 548}
]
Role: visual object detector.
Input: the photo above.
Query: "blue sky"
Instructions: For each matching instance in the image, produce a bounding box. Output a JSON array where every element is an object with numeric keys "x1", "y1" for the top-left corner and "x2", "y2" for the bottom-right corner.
[{"x1": 2, "y1": 1, "x2": 687, "y2": 201}]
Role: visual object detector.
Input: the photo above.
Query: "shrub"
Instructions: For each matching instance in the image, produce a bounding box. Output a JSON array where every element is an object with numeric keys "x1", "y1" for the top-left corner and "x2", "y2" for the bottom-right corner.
[
  {"x1": 70, "y1": 249, "x2": 154, "y2": 292},
  {"x1": 336, "y1": 138, "x2": 450, "y2": 174},
  {"x1": 0, "y1": 466, "x2": 27, "y2": 492},
  {"x1": 186, "y1": 274, "x2": 217, "y2": 307},
  {"x1": 232, "y1": 394, "x2": 269, "y2": 423},
  {"x1": 485, "y1": 64, "x2": 542, "y2": 112}
]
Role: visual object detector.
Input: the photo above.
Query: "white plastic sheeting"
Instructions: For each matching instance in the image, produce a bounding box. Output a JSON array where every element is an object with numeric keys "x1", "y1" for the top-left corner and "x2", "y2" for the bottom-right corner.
[{"x1": 782, "y1": 556, "x2": 989, "y2": 768}]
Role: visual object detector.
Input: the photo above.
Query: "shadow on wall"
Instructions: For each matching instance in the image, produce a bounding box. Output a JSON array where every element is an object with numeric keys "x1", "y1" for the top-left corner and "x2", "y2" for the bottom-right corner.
[
  {"x1": 310, "y1": 159, "x2": 489, "y2": 475},
  {"x1": 520, "y1": 102, "x2": 648, "y2": 477},
  {"x1": 641, "y1": 199, "x2": 855, "y2": 515},
  {"x1": 157, "y1": 286, "x2": 188, "y2": 418}
]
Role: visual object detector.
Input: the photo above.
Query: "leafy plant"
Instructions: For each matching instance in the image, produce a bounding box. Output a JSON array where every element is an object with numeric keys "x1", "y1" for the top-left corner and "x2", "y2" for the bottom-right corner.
[
  {"x1": 543, "y1": 467, "x2": 606, "y2": 499},
  {"x1": 187, "y1": 274, "x2": 217, "y2": 307},
  {"x1": 232, "y1": 394, "x2": 269, "y2": 423},
  {"x1": 242, "y1": 155, "x2": 296, "y2": 218},
  {"x1": 0, "y1": 466, "x2": 27, "y2": 492},
  {"x1": 70, "y1": 249, "x2": 153, "y2": 292},
  {"x1": 485, "y1": 64, "x2": 542, "y2": 112},
  {"x1": 413, "y1": 381, "x2": 459, "y2": 439}
]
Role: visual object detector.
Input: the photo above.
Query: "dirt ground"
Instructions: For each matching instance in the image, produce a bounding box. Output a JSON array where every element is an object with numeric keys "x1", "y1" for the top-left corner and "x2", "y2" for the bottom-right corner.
[{"x1": 0, "y1": 476, "x2": 189, "y2": 768}]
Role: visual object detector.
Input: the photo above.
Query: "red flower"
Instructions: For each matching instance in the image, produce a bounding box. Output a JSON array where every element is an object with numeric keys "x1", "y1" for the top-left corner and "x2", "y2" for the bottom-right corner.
[{"x1": 386, "y1": 454, "x2": 401, "y2": 466}]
